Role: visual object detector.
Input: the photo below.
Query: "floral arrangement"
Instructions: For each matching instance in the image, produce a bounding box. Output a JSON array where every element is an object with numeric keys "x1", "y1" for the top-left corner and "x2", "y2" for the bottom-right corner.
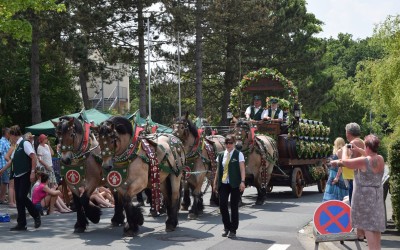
[
  {"x1": 230, "y1": 68, "x2": 299, "y2": 117},
  {"x1": 309, "y1": 165, "x2": 327, "y2": 181}
]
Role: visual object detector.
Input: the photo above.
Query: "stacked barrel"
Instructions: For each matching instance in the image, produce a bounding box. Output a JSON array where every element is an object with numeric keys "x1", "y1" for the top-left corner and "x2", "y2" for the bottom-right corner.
[{"x1": 293, "y1": 119, "x2": 331, "y2": 159}]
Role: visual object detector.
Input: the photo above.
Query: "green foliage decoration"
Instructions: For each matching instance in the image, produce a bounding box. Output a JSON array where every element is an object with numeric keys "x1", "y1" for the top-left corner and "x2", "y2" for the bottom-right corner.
[
  {"x1": 388, "y1": 135, "x2": 400, "y2": 231},
  {"x1": 230, "y1": 68, "x2": 299, "y2": 117},
  {"x1": 308, "y1": 165, "x2": 326, "y2": 181}
]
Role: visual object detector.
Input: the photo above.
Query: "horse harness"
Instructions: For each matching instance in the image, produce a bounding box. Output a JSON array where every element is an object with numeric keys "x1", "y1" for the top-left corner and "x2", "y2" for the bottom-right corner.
[
  {"x1": 175, "y1": 120, "x2": 218, "y2": 188},
  {"x1": 235, "y1": 122, "x2": 278, "y2": 189},
  {"x1": 58, "y1": 120, "x2": 101, "y2": 192},
  {"x1": 100, "y1": 126, "x2": 183, "y2": 212}
]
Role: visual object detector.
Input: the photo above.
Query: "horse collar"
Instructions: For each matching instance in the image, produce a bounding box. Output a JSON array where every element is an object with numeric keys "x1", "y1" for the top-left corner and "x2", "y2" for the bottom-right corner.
[{"x1": 187, "y1": 133, "x2": 201, "y2": 158}]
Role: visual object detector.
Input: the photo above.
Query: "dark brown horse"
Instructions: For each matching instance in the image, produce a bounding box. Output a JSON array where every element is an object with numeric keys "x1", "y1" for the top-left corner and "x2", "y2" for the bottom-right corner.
[
  {"x1": 232, "y1": 118, "x2": 278, "y2": 205},
  {"x1": 96, "y1": 116, "x2": 185, "y2": 236},
  {"x1": 172, "y1": 113, "x2": 225, "y2": 219},
  {"x1": 52, "y1": 116, "x2": 107, "y2": 233}
]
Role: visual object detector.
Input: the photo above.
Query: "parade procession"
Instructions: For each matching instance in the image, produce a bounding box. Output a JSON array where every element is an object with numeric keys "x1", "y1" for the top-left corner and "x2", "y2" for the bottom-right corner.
[{"x1": 0, "y1": 1, "x2": 399, "y2": 250}]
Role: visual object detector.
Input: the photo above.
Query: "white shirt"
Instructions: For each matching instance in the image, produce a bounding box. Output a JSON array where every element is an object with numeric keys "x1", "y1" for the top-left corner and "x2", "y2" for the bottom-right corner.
[
  {"x1": 37, "y1": 144, "x2": 53, "y2": 170},
  {"x1": 216, "y1": 149, "x2": 245, "y2": 184},
  {"x1": 261, "y1": 108, "x2": 283, "y2": 120},
  {"x1": 245, "y1": 105, "x2": 262, "y2": 117}
]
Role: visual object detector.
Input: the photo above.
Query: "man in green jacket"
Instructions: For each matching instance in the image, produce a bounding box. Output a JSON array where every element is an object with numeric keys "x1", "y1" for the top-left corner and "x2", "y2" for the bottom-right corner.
[
  {"x1": 213, "y1": 135, "x2": 246, "y2": 238},
  {"x1": 9, "y1": 125, "x2": 41, "y2": 231}
]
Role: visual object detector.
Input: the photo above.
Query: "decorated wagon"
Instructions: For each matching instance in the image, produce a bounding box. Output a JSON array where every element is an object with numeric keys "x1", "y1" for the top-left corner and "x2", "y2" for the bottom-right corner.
[{"x1": 230, "y1": 68, "x2": 330, "y2": 198}]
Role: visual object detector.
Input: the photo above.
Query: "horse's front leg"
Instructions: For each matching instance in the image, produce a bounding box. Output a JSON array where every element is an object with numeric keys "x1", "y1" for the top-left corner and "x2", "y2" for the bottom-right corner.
[
  {"x1": 72, "y1": 193, "x2": 88, "y2": 233},
  {"x1": 111, "y1": 191, "x2": 125, "y2": 226},
  {"x1": 123, "y1": 177, "x2": 147, "y2": 237},
  {"x1": 180, "y1": 180, "x2": 191, "y2": 211},
  {"x1": 81, "y1": 188, "x2": 101, "y2": 224},
  {"x1": 188, "y1": 174, "x2": 206, "y2": 220},
  {"x1": 162, "y1": 174, "x2": 182, "y2": 232}
]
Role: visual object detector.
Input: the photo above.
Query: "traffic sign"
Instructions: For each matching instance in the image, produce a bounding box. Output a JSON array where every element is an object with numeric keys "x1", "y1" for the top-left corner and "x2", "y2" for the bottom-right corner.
[{"x1": 313, "y1": 200, "x2": 352, "y2": 235}]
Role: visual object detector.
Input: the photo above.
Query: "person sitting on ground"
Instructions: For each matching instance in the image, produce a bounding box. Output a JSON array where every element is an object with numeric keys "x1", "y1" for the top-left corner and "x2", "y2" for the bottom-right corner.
[
  {"x1": 262, "y1": 98, "x2": 283, "y2": 123},
  {"x1": 245, "y1": 95, "x2": 264, "y2": 121},
  {"x1": 90, "y1": 188, "x2": 114, "y2": 208},
  {"x1": 32, "y1": 172, "x2": 64, "y2": 215},
  {"x1": 97, "y1": 186, "x2": 114, "y2": 205}
]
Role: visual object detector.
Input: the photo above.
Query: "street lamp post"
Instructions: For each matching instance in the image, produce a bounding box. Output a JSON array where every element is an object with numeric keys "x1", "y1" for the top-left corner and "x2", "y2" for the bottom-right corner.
[
  {"x1": 177, "y1": 32, "x2": 181, "y2": 118},
  {"x1": 147, "y1": 18, "x2": 151, "y2": 118}
]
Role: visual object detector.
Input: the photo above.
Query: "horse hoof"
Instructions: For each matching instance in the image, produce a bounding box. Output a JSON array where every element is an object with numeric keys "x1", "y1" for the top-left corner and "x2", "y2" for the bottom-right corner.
[
  {"x1": 74, "y1": 227, "x2": 86, "y2": 233},
  {"x1": 209, "y1": 201, "x2": 219, "y2": 207},
  {"x1": 165, "y1": 225, "x2": 176, "y2": 232},
  {"x1": 136, "y1": 202, "x2": 145, "y2": 207},
  {"x1": 111, "y1": 221, "x2": 123, "y2": 227},
  {"x1": 180, "y1": 206, "x2": 189, "y2": 211},
  {"x1": 255, "y1": 200, "x2": 264, "y2": 205},
  {"x1": 187, "y1": 213, "x2": 198, "y2": 220},
  {"x1": 123, "y1": 229, "x2": 139, "y2": 237}
]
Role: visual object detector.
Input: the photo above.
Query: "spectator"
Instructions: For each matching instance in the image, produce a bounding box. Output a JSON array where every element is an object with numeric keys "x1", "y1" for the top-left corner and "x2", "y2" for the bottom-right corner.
[
  {"x1": 32, "y1": 172, "x2": 72, "y2": 214},
  {"x1": 213, "y1": 135, "x2": 246, "y2": 238},
  {"x1": 36, "y1": 134, "x2": 56, "y2": 187},
  {"x1": 322, "y1": 137, "x2": 348, "y2": 201},
  {"x1": 331, "y1": 134, "x2": 385, "y2": 249},
  {"x1": 32, "y1": 172, "x2": 61, "y2": 215},
  {"x1": 0, "y1": 128, "x2": 11, "y2": 204},
  {"x1": 8, "y1": 125, "x2": 41, "y2": 231},
  {"x1": 90, "y1": 188, "x2": 114, "y2": 208}
]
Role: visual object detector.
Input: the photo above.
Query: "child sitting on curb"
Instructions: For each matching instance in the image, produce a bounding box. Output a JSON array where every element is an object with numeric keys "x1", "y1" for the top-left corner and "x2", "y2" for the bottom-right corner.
[{"x1": 32, "y1": 172, "x2": 71, "y2": 215}]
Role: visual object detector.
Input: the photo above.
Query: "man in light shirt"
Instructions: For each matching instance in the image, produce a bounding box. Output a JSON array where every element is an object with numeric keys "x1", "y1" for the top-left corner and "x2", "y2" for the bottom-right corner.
[
  {"x1": 245, "y1": 95, "x2": 263, "y2": 121},
  {"x1": 262, "y1": 98, "x2": 283, "y2": 122}
]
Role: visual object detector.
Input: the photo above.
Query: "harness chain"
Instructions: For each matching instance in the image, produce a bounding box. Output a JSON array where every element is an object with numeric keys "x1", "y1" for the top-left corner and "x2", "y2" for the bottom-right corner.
[
  {"x1": 255, "y1": 136, "x2": 278, "y2": 189},
  {"x1": 140, "y1": 138, "x2": 161, "y2": 213},
  {"x1": 204, "y1": 140, "x2": 217, "y2": 188}
]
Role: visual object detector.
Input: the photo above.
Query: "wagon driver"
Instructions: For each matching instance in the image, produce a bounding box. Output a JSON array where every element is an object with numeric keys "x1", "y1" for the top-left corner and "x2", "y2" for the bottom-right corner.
[
  {"x1": 262, "y1": 98, "x2": 283, "y2": 122},
  {"x1": 245, "y1": 95, "x2": 263, "y2": 121}
]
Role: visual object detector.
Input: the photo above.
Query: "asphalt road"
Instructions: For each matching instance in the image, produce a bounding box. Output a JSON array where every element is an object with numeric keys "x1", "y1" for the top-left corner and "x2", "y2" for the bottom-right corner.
[{"x1": 0, "y1": 185, "x2": 336, "y2": 250}]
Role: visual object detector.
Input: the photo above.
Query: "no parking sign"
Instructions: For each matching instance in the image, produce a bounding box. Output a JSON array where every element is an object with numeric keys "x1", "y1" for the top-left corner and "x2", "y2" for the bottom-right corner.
[{"x1": 313, "y1": 200, "x2": 352, "y2": 235}]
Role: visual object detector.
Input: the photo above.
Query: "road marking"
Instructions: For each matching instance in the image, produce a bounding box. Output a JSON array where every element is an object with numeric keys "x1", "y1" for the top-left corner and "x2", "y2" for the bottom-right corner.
[{"x1": 268, "y1": 244, "x2": 290, "y2": 250}]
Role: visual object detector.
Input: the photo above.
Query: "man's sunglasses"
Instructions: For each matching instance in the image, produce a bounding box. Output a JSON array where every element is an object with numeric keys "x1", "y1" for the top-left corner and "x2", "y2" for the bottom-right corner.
[{"x1": 225, "y1": 141, "x2": 234, "y2": 145}]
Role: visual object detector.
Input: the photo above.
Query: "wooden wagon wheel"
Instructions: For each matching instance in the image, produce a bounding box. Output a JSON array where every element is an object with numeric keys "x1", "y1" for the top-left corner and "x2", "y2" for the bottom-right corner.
[{"x1": 291, "y1": 167, "x2": 304, "y2": 198}]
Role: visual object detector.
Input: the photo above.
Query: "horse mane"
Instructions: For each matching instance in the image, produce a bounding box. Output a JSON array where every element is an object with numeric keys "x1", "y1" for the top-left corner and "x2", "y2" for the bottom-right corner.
[
  {"x1": 236, "y1": 119, "x2": 251, "y2": 130},
  {"x1": 174, "y1": 116, "x2": 199, "y2": 138},
  {"x1": 59, "y1": 116, "x2": 83, "y2": 134},
  {"x1": 108, "y1": 116, "x2": 133, "y2": 136}
]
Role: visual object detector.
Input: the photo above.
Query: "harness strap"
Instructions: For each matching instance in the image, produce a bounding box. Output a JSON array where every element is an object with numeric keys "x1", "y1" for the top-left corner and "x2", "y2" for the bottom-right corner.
[
  {"x1": 204, "y1": 140, "x2": 217, "y2": 184},
  {"x1": 140, "y1": 138, "x2": 161, "y2": 213}
]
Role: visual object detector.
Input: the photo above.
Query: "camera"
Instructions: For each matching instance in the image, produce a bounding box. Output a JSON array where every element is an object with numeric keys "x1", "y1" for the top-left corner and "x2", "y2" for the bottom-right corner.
[{"x1": 346, "y1": 144, "x2": 353, "y2": 149}]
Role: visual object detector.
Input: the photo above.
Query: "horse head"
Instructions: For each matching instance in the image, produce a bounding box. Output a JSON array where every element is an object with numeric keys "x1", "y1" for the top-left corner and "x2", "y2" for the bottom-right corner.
[
  {"x1": 233, "y1": 119, "x2": 252, "y2": 151},
  {"x1": 53, "y1": 116, "x2": 85, "y2": 165},
  {"x1": 96, "y1": 116, "x2": 133, "y2": 171},
  {"x1": 172, "y1": 111, "x2": 198, "y2": 141}
]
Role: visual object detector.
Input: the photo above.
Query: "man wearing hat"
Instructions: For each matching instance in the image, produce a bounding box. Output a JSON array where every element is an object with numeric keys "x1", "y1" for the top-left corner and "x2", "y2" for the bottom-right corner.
[
  {"x1": 262, "y1": 98, "x2": 283, "y2": 122},
  {"x1": 245, "y1": 95, "x2": 263, "y2": 121}
]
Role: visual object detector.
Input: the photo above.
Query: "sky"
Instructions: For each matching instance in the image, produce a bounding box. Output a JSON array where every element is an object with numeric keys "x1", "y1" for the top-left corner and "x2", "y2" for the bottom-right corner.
[{"x1": 306, "y1": 0, "x2": 400, "y2": 39}]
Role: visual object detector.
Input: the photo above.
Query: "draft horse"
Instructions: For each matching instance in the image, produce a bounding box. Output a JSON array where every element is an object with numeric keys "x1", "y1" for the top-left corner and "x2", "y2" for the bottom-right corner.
[
  {"x1": 232, "y1": 118, "x2": 278, "y2": 205},
  {"x1": 96, "y1": 116, "x2": 185, "y2": 236},
  {"x1": 172, "y1": 113, "x2": 225, "y2": 219},
  {"x1": 52, "y1": 116, "x2": 104, "y2": 233}
]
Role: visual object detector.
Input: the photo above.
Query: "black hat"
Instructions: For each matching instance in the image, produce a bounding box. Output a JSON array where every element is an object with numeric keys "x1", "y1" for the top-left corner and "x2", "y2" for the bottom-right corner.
[
  {"x1": 253, "y1": 95, "x2": 262, "y2": 101},
  {"x1": 270, "y1": 98, "x2": 278, "y2": 104}
]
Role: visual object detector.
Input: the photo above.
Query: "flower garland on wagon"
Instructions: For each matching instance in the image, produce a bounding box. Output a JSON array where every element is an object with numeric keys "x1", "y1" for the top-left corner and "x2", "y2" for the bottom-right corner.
[{"x1": 230, "y1": 67, "x2": 299, "y2": 119}]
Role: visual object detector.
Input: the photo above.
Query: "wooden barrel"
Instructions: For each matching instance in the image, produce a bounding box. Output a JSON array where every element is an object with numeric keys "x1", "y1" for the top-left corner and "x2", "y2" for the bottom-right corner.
[{"x1": 278, "y1": 135, "x2": 297, "y2": 158}]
